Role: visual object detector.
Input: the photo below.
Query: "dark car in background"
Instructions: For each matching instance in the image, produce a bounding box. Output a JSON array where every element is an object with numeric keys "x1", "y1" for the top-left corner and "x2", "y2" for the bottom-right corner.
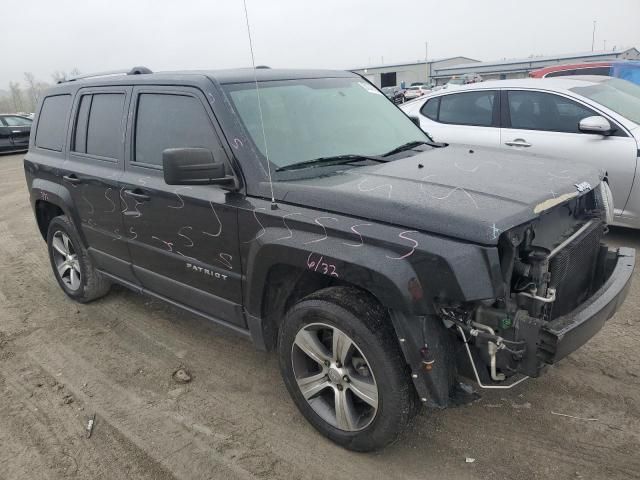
[
  {"x1": 0, "y1": 114, "x2": 32, "y2": 153},
  {"x1": 381, "y1": 86, "x2": 405, "y2": 104}
]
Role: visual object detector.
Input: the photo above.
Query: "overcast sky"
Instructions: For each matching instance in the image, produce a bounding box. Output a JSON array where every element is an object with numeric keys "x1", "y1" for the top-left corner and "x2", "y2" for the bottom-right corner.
[{"x1": 4, "y1": 0, "x2": 639, "y2": 87}]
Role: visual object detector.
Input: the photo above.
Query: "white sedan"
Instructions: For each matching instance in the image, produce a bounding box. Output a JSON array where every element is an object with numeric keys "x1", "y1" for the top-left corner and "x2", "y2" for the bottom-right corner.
[
  {"x1": 403, "y1": 85, "x2": 431, "y2": 100},
  {"x1": 401, "y1": 76, "x2": 640, "y2": 228}
]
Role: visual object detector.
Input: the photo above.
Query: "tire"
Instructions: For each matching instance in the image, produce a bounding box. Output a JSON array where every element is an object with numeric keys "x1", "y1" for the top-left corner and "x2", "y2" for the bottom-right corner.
[
  {"x1": 278, "y1": 286, "x2": 418, "y2": 451},
  {"x1": 46, "y1": 215, "x2": 111, "y2": 303}
]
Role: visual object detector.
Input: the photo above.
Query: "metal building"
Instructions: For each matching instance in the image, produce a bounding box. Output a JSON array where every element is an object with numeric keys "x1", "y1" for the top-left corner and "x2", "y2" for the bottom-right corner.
[
  {"x1": 350, "y1": 57, "x2": 479, "y2": 88},
  {"x1": 351, "y1": 48, "x2": 640, "y2": 88}
]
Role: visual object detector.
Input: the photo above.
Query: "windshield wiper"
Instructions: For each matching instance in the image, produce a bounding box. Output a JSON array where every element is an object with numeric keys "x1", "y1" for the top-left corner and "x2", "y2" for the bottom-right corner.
[
  {"x1": 382, "y1": 140, "x2": 431, "y2": 157},
  {"x1": 276, "y1": 154, "x2": 388, "y2": 172}
]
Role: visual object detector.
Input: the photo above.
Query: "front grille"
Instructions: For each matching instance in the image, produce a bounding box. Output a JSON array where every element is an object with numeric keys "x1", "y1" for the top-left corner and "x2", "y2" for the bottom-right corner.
[{"x1": 548, "y1": 220, "x2": 604, "y2": 319}]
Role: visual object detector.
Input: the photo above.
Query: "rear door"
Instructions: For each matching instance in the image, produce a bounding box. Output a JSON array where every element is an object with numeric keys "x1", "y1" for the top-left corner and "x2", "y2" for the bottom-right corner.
[
  {"x1": 500, "y1": 89, "x2": 638, "y2": 215},
  {"x1": 120, "y1": 86, "x2": 244, "y2": 327},
  {"x1": 417, "y1": 90, "x2": 500, "y2": 147},
  {"x1": 61, "y1": 87, "x2": 136, "y2": 283}
]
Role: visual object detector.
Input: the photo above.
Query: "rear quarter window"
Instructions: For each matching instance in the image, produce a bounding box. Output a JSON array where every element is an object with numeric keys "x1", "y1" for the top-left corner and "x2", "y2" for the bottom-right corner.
[
  {"x1": 35, "y1": 94, "x2": 72, "y2": 151},
  {"x1": 420, "y1": 97, "x2": 440, "y2": 120}
]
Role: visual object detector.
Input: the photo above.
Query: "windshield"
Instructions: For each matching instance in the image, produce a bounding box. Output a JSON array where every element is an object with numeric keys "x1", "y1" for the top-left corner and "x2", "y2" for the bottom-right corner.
[
  {"x1": 448, "y1": 78, "x2": 465, "y2": 85},
  {"x1": 570, "y1": 78, "x2": 640, "y2": 125},
  {"x1": 223, "y1": 77, "x2": 428, "y2": 173}
]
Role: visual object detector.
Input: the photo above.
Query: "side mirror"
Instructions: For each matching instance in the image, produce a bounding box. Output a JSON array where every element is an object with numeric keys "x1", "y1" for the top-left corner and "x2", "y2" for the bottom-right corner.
[
  {"x1": 579, "y1": 116, "x2": 614, "y2": 136},
  {"x1": 162, "y1": 148, "x2": 235, "y2": 187},
  {"x1": 409, "y1": 116, "x2": 421, "y2": 128}
]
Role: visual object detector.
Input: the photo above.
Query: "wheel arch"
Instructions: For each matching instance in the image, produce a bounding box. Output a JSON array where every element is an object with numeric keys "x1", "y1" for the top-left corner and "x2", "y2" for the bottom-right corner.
[
  {"x1": 31, "y1": 178, "x2": 87, "y2": 247},
  {"x1": 243, "y1": 241, "x2": 426, "y2": 351}
]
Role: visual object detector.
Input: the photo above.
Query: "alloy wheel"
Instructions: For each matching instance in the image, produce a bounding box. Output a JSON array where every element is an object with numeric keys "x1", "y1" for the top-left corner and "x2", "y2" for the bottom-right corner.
[
  {"x1": 51, "y1": 231, "x2": 81, "y2": 291},
  {"x1": 291, "y1": 323, "x2": 378, "y2": 431}
]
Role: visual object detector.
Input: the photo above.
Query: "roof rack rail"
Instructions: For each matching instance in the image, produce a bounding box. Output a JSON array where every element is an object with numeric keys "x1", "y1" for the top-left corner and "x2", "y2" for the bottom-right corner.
[{"x1": 58, "y1": 66, "x2": 153, "y2": 84}]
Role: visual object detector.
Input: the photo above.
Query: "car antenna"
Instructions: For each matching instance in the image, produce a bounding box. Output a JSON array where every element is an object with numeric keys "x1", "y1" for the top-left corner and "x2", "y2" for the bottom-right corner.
[{"x1": 242, "y1": 0, "x2": 278, "y2": 210}]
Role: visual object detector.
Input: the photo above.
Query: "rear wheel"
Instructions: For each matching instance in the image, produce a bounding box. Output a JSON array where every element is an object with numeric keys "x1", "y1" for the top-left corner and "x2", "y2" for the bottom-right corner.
[
  {"x1": 278, "y1": 287, "x2": 418, "y2": 451},
  {"x1": 47, "y1": 216, "x2": 111, "y2": 303}
]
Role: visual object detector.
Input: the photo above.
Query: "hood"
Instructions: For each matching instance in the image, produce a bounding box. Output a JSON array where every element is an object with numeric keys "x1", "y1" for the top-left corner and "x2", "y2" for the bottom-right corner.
[{"x1": 270, "y1": 145, "x2": 603, "y2": 245}]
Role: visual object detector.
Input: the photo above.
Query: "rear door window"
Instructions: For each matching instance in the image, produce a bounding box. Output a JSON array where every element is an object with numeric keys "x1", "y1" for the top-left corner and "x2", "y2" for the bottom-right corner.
[
  {"x1": 72, "y1": 95, "x2": 92, "y2": 154},
  {"x1": 72, "y1": 92, "x2": 126, "y2": 159},
  {"x1": 86, "y1": 93, "x2": 126, "y2": 159},
  {"x1": 437, "y1": 91, "x2": 497, "y2": 126},
  {"x1": 506, "y1": 90, "x2": 596, "y2": 133},
  {"x1": 35, "y1": 94, "x2": 72, "y2": 151}
]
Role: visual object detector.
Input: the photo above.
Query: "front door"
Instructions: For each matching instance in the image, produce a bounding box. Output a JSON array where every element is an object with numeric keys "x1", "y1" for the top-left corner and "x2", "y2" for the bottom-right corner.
[
  {"x1": 120, "y1": 86, "x2": 244, "y2": 327},
  {"x1": 500, "y1": 89, "x2": 638, "y2": 215}
]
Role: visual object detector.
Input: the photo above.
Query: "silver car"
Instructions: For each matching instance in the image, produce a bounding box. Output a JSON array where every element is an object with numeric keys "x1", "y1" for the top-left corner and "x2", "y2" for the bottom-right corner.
[{"x1": 401, "y1": 76, "x2": 640, "y2": 228}]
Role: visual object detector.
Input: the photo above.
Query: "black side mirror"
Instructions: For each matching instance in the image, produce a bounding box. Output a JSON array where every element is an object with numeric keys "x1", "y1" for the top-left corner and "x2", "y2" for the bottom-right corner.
[
  {"x1": 162, "y1": 148, "x2": 236, "y2": 187},
  {"x1": 409, "y1": 116, "x2": 421, "y2": 128}
]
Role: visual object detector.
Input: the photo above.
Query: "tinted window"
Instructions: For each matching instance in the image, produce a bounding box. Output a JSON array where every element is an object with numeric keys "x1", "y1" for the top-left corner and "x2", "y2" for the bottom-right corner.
[
  {"x1": 73, "y1": 95, "x2": 92, "y2": 154},
  {"x1": 85, "y1": 93, "x2": 125, "y2": 159},
  {"x1": 420, "y1": 97, "x2": 439, "y2": 120},
  {"x1": 35, "y1": 95, "x2": 71, "y2": 151},
  {"x1": 547, "y1": 67, "x2": 611, "y2": 78},
  {"x1": 507, "y1": 91, "x2": 595, "y2": 133},
  {"x1": 546, "y1": 70, "x2": 577, "y2": 78},
  {"x1": 438, "y1": 91, "x2": 496, "y2": 126},
  {"x1": 3, "y1": 116, "x2": 32, "y2": 126},
  {"x1": 134, "y1": 93, "x2": 215, "y2": 166}
]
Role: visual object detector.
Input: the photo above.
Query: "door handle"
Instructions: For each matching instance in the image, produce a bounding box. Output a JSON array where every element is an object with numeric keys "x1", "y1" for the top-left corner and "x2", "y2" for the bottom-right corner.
[
  {"x1": 11, "y1": 130, "x2": 22, "y2": 134},
  {"x1": 124, "y1": 189, "x2": 151, "y2": 201},
  {"x1": 62, "y1": 174, "x2": 82, "y2": 184},
  {"x1": 505, "y1": 139, "x2": 532, "y2": 147}
]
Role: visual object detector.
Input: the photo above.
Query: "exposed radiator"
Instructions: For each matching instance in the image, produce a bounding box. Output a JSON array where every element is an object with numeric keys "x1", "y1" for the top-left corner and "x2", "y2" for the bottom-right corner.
[{"x1": 548, "y1": 219, "x2": 604, "y2": 319}]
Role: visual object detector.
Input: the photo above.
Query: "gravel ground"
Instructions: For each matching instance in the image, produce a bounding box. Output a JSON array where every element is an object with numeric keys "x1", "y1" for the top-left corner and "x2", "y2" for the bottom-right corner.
[{"x1": 1, "y1": 152, "x2": 639, "y2": 480}]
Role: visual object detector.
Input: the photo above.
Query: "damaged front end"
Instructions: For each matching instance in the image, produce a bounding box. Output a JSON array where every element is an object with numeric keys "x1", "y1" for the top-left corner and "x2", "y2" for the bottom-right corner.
[{"x1": 441, "y1": 182, "x2": 635, "y2": 387}]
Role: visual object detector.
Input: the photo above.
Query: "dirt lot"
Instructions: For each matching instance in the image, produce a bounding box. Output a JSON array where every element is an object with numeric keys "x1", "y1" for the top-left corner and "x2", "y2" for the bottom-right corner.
[{"x1": 1, "y1": 152, "x2": 639, "y2": 480}]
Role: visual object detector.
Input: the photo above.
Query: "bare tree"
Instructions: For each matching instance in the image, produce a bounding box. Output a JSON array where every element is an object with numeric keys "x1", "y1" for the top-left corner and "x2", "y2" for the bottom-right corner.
[
  {"x1": 51, "y1": 68, "x2": 81, "y2": 84},
  {"x1": 24, "y1": 72, "x2": 40, "y2": 112},
  {"x1": 51, "y1": 71, "x2": 67, "y2": 83},
  {"x1": 9, "y1": 82, "x2": 23, "y2": 112}
]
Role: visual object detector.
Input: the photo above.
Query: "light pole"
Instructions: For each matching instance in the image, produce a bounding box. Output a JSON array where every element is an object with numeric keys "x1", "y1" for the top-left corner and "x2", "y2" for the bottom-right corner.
[
  {"x1": 425, "y1": 42, "x2": 429, "y2": 85},
  {"x1": 591, "y1": 20, "x2": 596, "y2": 52}
]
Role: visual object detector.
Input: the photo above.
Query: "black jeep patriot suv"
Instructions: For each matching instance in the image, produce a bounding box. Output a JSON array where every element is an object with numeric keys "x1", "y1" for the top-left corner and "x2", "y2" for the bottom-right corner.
[{"x1": 25, "y1": 67, "x2": 635, "y2": 451}]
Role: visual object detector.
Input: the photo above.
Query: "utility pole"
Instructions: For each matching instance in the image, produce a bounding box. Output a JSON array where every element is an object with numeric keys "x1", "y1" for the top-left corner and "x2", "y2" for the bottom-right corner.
[{"x1": 591, "y1": 20, "x2": 596, "y2": 51}]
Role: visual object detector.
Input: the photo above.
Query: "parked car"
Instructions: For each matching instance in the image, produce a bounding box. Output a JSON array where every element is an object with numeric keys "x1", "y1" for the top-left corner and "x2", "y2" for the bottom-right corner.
[
  {"x1": 530, "y1": 60, "x2": 640, "y2": 86},
  {"x1": 0, "y1": 114, "x2": 32, "y2": 153},
  {"x1": 381, "y1": 86, "x2": 405, "y2": 104},
  {"x1": 404, "y1": 85, "x2": 431, "y2": 100},
  {"x1": 25, "y1": 67, "x2": 634, "y2": 451},
  {"x1": 401, "y1": 76, "x2": 640, "y2": 229},
  {"x1": 440, "y1": 73, "x2": 483, "y2": 90}
]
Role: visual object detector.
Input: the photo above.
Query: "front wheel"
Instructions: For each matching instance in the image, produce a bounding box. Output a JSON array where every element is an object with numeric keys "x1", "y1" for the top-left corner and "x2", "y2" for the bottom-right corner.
[{"x1": 278, "y1": 287, "x2": 418, "y2": 451}]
